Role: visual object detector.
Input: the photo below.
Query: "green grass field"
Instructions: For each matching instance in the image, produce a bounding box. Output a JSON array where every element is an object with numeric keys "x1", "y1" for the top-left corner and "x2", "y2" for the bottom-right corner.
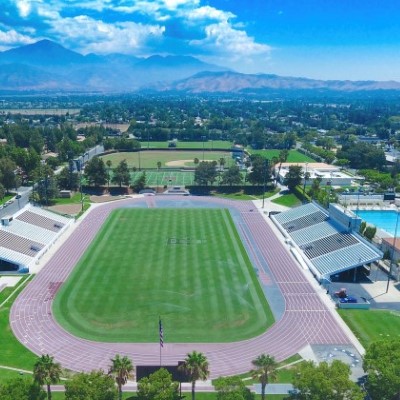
[
  {"x1": 0, "y1": 276, "x2": 38, "y2": 372},
  {"x1": 53, "y1": 208, "x2": 273, "y2": 343},
  {"x1": 131, "y1": 170, "x2": 195, "y2": 186},
  {"x1": 140, "y1": 140, "x2": 233, "y2": 150},
  {"x1": 338, "y1": 309, "x2": 400, "y2": 348},
  {"x1": 101, "y1": 150, "x2": 235, "y2": 170},
  {"x1": 248, "y1": 149, "x2": 315, "y2": 163},
  {"x1": 271, "y1": 193, "x2": 302, "y2": 207}
]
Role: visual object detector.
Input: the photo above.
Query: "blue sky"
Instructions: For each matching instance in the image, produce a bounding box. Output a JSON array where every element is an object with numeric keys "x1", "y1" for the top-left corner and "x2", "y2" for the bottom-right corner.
[{"x1": 1, "y1": 0, "x2": 399, "y2": 80}]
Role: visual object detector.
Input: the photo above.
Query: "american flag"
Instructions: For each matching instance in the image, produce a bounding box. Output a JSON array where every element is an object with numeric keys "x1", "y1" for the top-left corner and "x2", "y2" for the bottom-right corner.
[{"x1": 159, "y1": 317, "x2": 164, "y2": 348}]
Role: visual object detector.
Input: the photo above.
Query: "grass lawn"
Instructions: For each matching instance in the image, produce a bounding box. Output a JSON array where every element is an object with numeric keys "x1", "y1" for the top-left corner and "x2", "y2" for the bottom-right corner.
[
  {"x1": 53, "y1": 208, "x2": 273, "y2": 343},
  {"x1": 231, "y1": 354, "x2": 303, "y2": 385},
  {"x1": 213, "y1": 187, "x2": 279, "y2": 201},
  {"x1": 52, "y1": 192, "x2": 91, "y2": 206},
  {"x1": 271, "y1": 193, "x2": 302, "y2": 207},
  {"x1": 0, "y1": 368, "x2": 33, "y2": 381},
  {"x1": 247, "y1": 149, "x2": 315, "y2": 163},
  {"x1": 0, "y1": 276, "x2": 38, "y2": 372},
  {"x1": 141, "y1": 140, "x2": 233, "y2": 150},
  {"x1": 0, "y1": 193, "x2": 15, "y2": 206},
  {"x1": 338, "y1": 309, "x2": 400, "y2": 348},
  {"x1": 101, "y1": 150, "x2": 234, "y2": 169}
]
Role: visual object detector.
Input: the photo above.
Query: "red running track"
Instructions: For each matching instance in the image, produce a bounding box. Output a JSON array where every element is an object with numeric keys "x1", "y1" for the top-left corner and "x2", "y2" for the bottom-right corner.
[{"x1": 10, "y1": 197, "x2": 351, "y2": 377}]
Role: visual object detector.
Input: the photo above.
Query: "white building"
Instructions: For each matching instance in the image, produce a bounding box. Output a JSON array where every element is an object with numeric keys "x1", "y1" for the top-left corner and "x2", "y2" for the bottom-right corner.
[{"x1": 277, "y1": 162, "x2": 354, "y2": 187}]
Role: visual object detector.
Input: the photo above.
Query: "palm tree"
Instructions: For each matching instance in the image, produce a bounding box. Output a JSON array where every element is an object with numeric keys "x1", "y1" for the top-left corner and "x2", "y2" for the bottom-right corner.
[
  {"x1": 250, "y1": 354, "x2": 277, "y2": 400},
  {"x1": 33, "y1": 354, "x2": 62, "y2": 400},
  {"x1": 276, "y1": 149, "x2": 289, "y2": 185},
  {"x1": 108, "y1": 354, "x2": 134, "y2": 400},
  {"x1": 179, "y1": 351, "x2": 209, "y2": 400}
]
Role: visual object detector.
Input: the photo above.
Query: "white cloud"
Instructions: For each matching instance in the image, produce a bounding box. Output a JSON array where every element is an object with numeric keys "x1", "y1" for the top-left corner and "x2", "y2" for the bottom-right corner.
[
  {"x1": 187, "y1": 6, "x2": 234, "y2": 22},
  {"x1": 0, "y1": 29, "x2": 36, "y2": 49},
  {"x1": 161, "y1": 0, "x2": 199, "y2": 10},
  {"x1": 191, "y1": 21, "x2": 271, "y2": 57},
  {"x1": 16, "y1": 0, "x2": 32, "y2": 18},
  {"x1": 51, "y1": 15, "x2": 165, "y2": 54}
]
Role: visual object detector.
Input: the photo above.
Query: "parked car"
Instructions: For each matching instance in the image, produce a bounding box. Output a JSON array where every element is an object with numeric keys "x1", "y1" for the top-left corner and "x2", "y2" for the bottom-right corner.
[
  {"x1": 334, "y1": 288, "x2": 347, "y2": 298},
  {"x1": 340, "y1": 296, "x2": 358, "y2": 303}
]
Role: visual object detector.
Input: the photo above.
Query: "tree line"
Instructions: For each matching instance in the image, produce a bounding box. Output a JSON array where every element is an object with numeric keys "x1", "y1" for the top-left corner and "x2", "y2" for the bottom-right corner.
[{"x1": 3, "y1": 338, "x2": 399, "y2": 399}]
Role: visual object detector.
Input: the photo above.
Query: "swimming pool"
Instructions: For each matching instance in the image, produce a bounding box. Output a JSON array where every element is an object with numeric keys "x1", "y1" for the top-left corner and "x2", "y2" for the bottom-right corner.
[{"x1": 356, "y1": 210, "x2": 399, "y2": 236}]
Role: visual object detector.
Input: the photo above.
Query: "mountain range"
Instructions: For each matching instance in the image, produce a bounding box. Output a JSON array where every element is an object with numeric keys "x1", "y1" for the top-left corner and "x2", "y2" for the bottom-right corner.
[{"x1": 1, "y1": 40, "x2": 400, "y2": 94}]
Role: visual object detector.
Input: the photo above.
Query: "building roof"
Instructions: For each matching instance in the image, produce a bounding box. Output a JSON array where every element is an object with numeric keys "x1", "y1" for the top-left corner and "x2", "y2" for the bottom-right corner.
[
  {"x1": 0, "y1": 205, "x2": 72, "y2": 271},
  {"x1": 272, "y1": 202, "x2": 382, "y2": 280}
]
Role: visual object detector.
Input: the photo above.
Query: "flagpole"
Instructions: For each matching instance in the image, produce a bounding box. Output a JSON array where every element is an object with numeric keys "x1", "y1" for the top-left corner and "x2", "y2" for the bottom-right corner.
[{"x1": 159, "y1": 316, "x2": 163, "y2": 366}]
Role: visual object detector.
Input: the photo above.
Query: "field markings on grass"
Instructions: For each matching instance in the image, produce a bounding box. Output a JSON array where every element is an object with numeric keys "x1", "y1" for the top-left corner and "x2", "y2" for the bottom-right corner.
[{"x1": 52, "y1": 208, "x2": 272, "y2": 343}]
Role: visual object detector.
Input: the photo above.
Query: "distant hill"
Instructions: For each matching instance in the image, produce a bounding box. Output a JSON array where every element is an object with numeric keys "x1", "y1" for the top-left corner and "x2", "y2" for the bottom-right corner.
[
  {"x1": 157, "y1": 71, "x2": 400, "y2": 94},
  {"x1": 0, "y1": 40, "x2": 84, "y2": 67},
  {"x1": 0, "y1": 41, "x2": 399, "y2": 94},
  {"x1": 0, "y1": 40, "x2": 228, "y2": 92}
]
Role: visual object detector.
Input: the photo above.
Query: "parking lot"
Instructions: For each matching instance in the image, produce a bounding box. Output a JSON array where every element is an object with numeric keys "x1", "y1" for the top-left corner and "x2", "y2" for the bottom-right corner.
[{"x1": 328, "y1": 263, "x2": 400, "y2": 310}]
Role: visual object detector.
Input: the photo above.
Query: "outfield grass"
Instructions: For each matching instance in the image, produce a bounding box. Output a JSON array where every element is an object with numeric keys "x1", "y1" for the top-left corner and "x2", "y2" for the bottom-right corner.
[
  {"x1": 140, "y1": 141, "x2": 233, "y2": 150},
  {"x1": 338, "y1": 309, "x2": 400, "y2": 348},
  {"x1": 248, "y1": 149, "x2": 315, "y2": 163},
  {"x1": 101, "y1": 150, "x2": 234, "y2": 169},
  {"x1": 131, "y1": 170, "x2": 195, "y2": 186},
  {"x1": 53, "y1": 209, "x2": 273, "y2": 342}
]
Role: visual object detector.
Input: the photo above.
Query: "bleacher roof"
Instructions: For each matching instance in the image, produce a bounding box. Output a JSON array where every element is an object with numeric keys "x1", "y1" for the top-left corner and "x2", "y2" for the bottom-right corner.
[
  {"x1": 0, "y1": 205, "x2": 71, "y2": 271},
  {"x1": 272, "y1": 203, "x2": 382, "y2": 280}
]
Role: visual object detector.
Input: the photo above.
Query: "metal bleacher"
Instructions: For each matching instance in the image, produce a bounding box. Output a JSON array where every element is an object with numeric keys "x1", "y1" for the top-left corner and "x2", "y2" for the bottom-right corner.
[
  {"x1": 290, "y1": 221, "x2": 338, "y2": 246},
  {"x1": 282, "y1": 210, "x2": 328, "y2": 233},
  {"x1": 0, "y1": 205, "x2": 72, "y2": 272},
  {"x1": 300, "y1": 232, "x2": 359, "y2": 259},
  {"x1": 271, "y1": 202, "x2": 382, "y2": 279},
  {"x1": 2, "y1": 219, "x2": 57, "y2": 244}
]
